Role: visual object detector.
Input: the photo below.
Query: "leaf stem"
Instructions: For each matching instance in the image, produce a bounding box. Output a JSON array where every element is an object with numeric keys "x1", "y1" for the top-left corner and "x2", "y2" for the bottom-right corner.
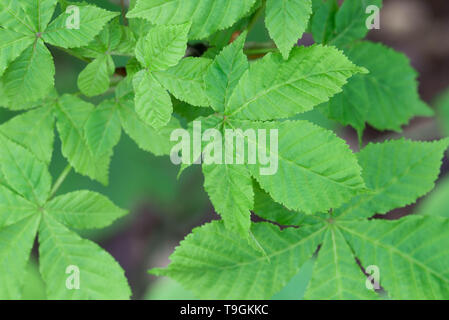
[
  {"x1": 120, "y1": 0, "x2": 128, "y2": 26},
  {"x1": 246, "y1": 0, "x2": 266, "y2": 34},
  {"x1": 244, "y1": 47, "x2": 279, "y2": 56},
  {"x1": 49, "y1": 164, "x2": 72, "y2": 200}
]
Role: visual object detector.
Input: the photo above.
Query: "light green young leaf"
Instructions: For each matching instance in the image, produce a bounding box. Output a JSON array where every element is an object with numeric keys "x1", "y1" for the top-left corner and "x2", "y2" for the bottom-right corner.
[
  {"x1": 154, "y1": 57, "x2": 212, "y2": 107},
  {"x1": 45, "y1": 190, "x2": 127, "y2": 229},
  {"x1": 232, "y1": 120, "x2": 365, "y2": 214},
  {"x1": 1, "y1": 39, "x2": 55, "y2": 106},
  {"x1": 133, "y1": 70, "x2": 173, "y2": 130},
  {"x1": 340, "y1": 215, "x2": 449, "y2": 299},
  {"x1": 323, "y1": 42, "x2": 433, "y2": 137},
  {"x1": 0, "y1": 215, "x2": 40, "y2": 299},
  {"x1": 335, "y1": 139, "x2": 449, "y2": 220},
  {"x1": 265, "y1": 0, "x2": 312, "y2": 59},
  {"x1": 226, "y1": 45, "x2": 366, "y2": 120},
  {"x1": 42, "y1": 5, "x2": 120, "y2": 48},
  {"x1": 77, "y1": 55, "x2": 115, "y2": 97},
  {"x1": 118, "y1": 98, "x2": 181, "y2": 156},
  {"x1": 84, "y1": 100, "x2": 122, "y2": 157},
  {"x1": 329, "y1": 0, "x2": 382, "y2": 47},
  {"x1": 0, "y1": 0, "x2": 35, "y2": 34},
  {"x1": 38, "y1": 214, "x2": 131, "y2": 299},
  {"x1": 204, "y1": 33, "x2": 248, "y2": 113},
  {"x1": 305, "y1": 227, "x2": 378, "y2": 300},
  {"x1": 127, "y1": 0, "x2": 257, "y2": 40},
  {"x1": 0, "y1": 29, "x2": 34, "y2": 77},
  {"x1": 0, "y1": 135, "x2": 52, "y2": 206},
  {"x1": 203, "y1": 164, "x2": 253, "y2": 238},
  {"x1": 135, "y1": 23, "x2": 190, "y2": 71},
  {"x1": 0, "y1": 106, "x2": 55, "y2": 164},
  {"x1": 54, "y1": 94, "x2": 109, "y2": 185},
  {"x1": 0, "y1": 185, "x2": 37, "y2": 228},
  {"x1": 151, "y1": 221, "x2": 325, "y2": 299}
]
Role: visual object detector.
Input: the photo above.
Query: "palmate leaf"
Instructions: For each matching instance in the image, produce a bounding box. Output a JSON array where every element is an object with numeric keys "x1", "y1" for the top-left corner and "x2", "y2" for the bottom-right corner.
[
  {"x1": 151, "y1": 221, "x2": 325, "y2": 299},
  {"x1": 54, "y1": 94, "x2": 109, "y2": 185},
  {"x1": 265, "y1": 0, "x2": 313, "y2": 59},
  {"x1": 202, "y1": 164, "x2": 253, "y2": 238},
  {"x1": 77, "y1": 55, "x2": 115, "y2": 97},
  {"x1": 335, "y1": 139, "x2": 449, "y2": 220},
  {"x1": 1, "y1": 39, "x2": 55, "y2": 106},
  {"x1": 305, "y1": 227, "x2": 378, "y2": 300},
  {"x1": 0, "y1": 134, "x2": 52, "y2": 206},
  {"x1": 44, "y1": 190, "x2": 127, "y2": 230},
  {"x1": 133, "y1": 70, "x2": 173, "y2": 130},
  {"x1": 0, "y1": 29, "x2": 34, "y2": 77},
  {"x1": 135, "y1": 23, "x2": 190, "y2": 72},
  {"x1": 0, "y1": 215, "x2": 41, "y2": 299},
  {"x1": 340, "y1": 216, "x2": 449, "y2": 299},
  {"x1": 42, "y1": 5, "x2": 120, "y2": 48},
  {"x1": 225, "y1": 45, "x2": 367, "y2": 121},
  {"x1": 154, "y1": 57, "x2": 212, "y2": 107},
  {"x1": 230, "y1": 120, "x2": 365, "y2": 214},
  {"x1": 204, "y1": 32, "x2": 248, "y2": 113},
  {"x1": 0, "y1": 106, "x2": 55, "y2": 164},
  {"x1": 322, "y1": 42, "x2": 433, "y2": 136},
  {"x1": 127, "y1": 0, "x2": 257, "y2": 40},
  {"x1": 20, "y1": 0, "x2": 58, "y2": 32},
  {"x1": 38, "y1": 214, "x2": 131, "y2": 299}
]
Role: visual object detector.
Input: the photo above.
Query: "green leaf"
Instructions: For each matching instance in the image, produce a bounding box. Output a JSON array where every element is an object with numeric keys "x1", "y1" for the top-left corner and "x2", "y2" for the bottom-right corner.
[
  {"x1": 0, "y1": 106, "x2": 55, "y2": 164},
  {"x1": 336, "y1": 139, "x2": 449, "y2": 220},
  {"x1": 151, "y1": 220, "x2": 325, "y2": 299},
  {"x1": 135, "y1": 23, "x2": 190, "y2": 71},
  {"x1": 204, "y1": 33, "x2": 248, "y2": 113},
  {"x1": 54, "y1": 94, "x2": 109, "y2": 185},
  {"x1": 323, "y1": 42, "x2": 433, "y2": 136},
  {"x1": 0, "y1": 0, "x2": 36, "y2": 34},
  {"x1": 154, "y1": 57, "x2": 212, "y2": 107},
  {"x1": 329, "y1": 0, "x2": 382, "y2": 47},
  {"x1": 0, "y1": 215, "x2": 41, "y2": 299},
  {"x1": 311, "y1": 0, "x2": 338, "y2": 44},
  {"x1": 305, "y1": 227, "x2": 378, "y2": 299},
  {"x1": 118, "y1": 98, "x2": 181, "y2": 156},
  {"x1": 226, "y1": 45, "x2": 366, "y2": 120},
  {"x1": 0, "y1": 135, "x2": 52, "y2": 206},
  {"x1": 436, "y1": 89, "x2": 449, "y2": 137},
  {"x1": 0, "y1": 29, "x2": 34, "y2": 77},
  {"x1": 253, "y1": 182, "x2": 309, "y2": 226},
  {"x1": 45, "y1": 191, "x2": 127, "y2": 229},
  {"x1": 0, "y1": 185, "x2": 37, "y2": 228},
  {"x1": 84, "y1": 100, "x2": 122, "y2": 157},
  {"x1": 340, "y1": 216, "x2": 449, "y2": 299},
  {"x1": 20, "y1": 0, "x2": 58, "y2": 32},
  {"x1": 42, "y1": 5, "x2": 120, "y2": 48},
  {"x1": 77, "y1": 55, "x2": 115, "y2": 97},
  {"x1": 38, "y1": 214, "x2": 131, "y2": 299},
  {"x1": 127, "y1": 0, "x2": 257, "y2": 40},
  {"x1": 1, "y1": 39, "x2": 55, "y2": 106},
  {"x1": 265, "y1": 0, "x2": 312, "y2": 59},
  {"x1": 232, "y1": 120, "x2": 365, "y2": 214},
  {"x1": 418, "y1": 175, "x2": 449, "y2": 218},
  {"x1": 133, "y1": 70, "x2": 173, "y2": 130},
  {"x1": 203, "y1": 164, "x2": 253, "y2": 238}
]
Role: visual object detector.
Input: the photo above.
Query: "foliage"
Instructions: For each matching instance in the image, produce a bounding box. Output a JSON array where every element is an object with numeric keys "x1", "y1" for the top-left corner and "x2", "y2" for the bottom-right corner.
[{"x1": 0, "y1": 0, "x2": 447, "y2": 300}]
